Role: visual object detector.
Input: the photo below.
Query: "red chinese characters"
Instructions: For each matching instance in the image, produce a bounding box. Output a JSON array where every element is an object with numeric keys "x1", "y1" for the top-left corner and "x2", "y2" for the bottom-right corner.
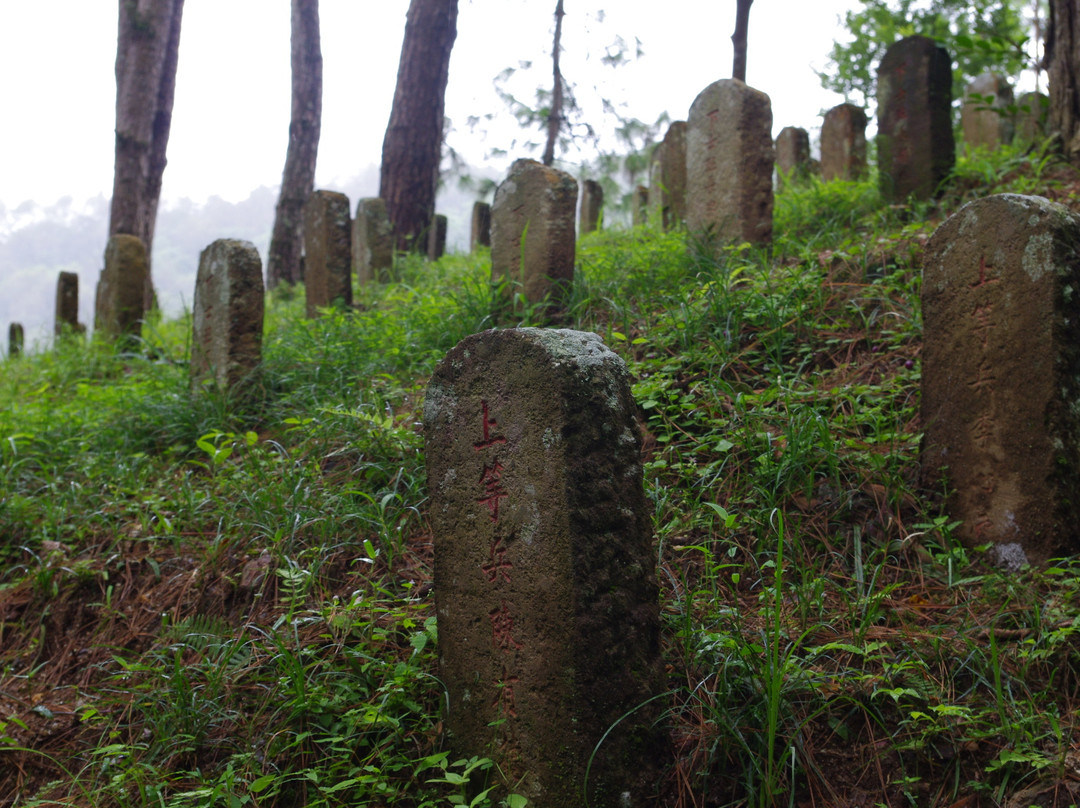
[{"x1": 474, "y1": 400, "x2": 521, "y2": 723}]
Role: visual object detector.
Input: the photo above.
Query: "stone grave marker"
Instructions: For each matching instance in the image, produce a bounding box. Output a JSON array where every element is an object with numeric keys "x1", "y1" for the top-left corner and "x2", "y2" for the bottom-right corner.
[
  {"x1": 96, "y1": 234, "x2": 148, "y2": 342},
  {"x1": 961, "y1": 72, "x2": 1014, "y2": 150},
  {"x1": 352, "y1": 197, "x2": 394, "y2": 284},
  {"x1": 775, "y1": 126, "x2": 811, "y2": 187},
  {"x1": 579, "y1": 179, "x2": 603, "y2": 234},
  {"x1": 632, "y1": 184, "x2": 649, "y2": 227},
  {"x1": 8, "y1": 323, "x2": 23, "y2": 358},
  {"x1": 687, "y1": 78, "x2": 774, "y2": 246},
  {"x1": 490, "y1": 159, "x2": 577, "y2": 315},
  {"x1": 656, "y1": 121, "x2": 687, "y2": 229},
  {"x1": 470, "y1": 201, "x2": 491, "y2": 251},
  {"x1": 190, "y1": 239, "x2": 265, "y2": 394},
  {"x1": 877, "y1": 35, "x2": 955, "y2": 202},
  {"x1": 55, "y1": 271, "x2": 81, "y2": 337},
  {"x1": 1015, "y1": 91, "x2": 1049, "y2": 145},
  {"x1": 821, "y1": 103, "x2": 868, "y2": 182},
  {"x1": 424, "y1": 327, "x2": 662, "y2": 807},
  {"x1": 304, "y1": 189, "x2": 352, "y2": 317},
  {"x1": 428, "y1": 213, "x2": 448, "y2": 261},
  {"x1": 921, "y1": 193, "x2": 1080, "y2": 563}
]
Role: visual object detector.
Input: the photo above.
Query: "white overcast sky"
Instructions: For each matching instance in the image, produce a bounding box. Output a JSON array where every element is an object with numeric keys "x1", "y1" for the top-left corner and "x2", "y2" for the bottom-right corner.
[{"x1": 0, "y1": 1, "x2": 869, "y2": 211}]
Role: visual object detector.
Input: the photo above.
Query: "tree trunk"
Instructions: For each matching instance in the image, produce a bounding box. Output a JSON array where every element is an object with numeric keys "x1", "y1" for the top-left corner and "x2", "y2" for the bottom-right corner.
[
  {"x1": 109, "y1": 0, "x2": 184, "y2": 313},
  {"x1": 1048, "y1": 0, "x2": 1080, "y2": 164},
  {"x1": 380, "y1": 0, "x2": 459, "y2": 253},
  {"x1": 541, "y1": 0, "x2": 566, "y2": 166},
  {"x1": 732, "y1": 0, "x2": 753, "y2": 83},
  {"x1": 267, "y1": 0, "x2": 323, "y2": 288}
]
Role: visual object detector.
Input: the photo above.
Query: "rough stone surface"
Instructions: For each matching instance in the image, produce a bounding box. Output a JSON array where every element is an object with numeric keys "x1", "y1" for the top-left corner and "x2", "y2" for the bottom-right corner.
[
  {"x1": 921, "y1": 193, "x2": 1080, "y2": 561},
  {"x1": 352, "y1": 197, "x2": 393, "y2": 284},
  {"x1": 490, "y1": 159, "x2": 578, "y2": 314},
  {"x1": 470, "y1": 201, "x2": 491, "y2": 251},
  {"x1": 304, "y1": 190, "x2": 352, "y2": 317},
  {"x1": 579, "y1": 179, "x2": 603, "y2": 234},
  {"x1": 96, "y1": 234, "x2": 148, "y2": 341},
  {"x1": 424, "y1": 327, "x2": 663, "y2": 808},
  {"x1": 55, "y1": 271, "x2": 80, "y2": 336},
  {"x1": 686, "y1": 78, "x2": 774, "y2": 246},
  {"x1": 8, "y1": 323, "x2": 23, "y2": 358},
  {"x1": 190, "y1": 239, "x2": 265, "y2": 394},
  {"x1": 656, "y1": 121, "x2": 687, "y2": 229},
  {"x1": 775, "y1": 126, "x2": 811, "y2": 186},
  {"x1": 428, "y1": 213, "x2": 448, "y2": 261},
  {"x1": 961, "y1": 72, "x2": 1015, "y2": 150},
  {"x1": 877, "y1": 36, "x2": 955, "y2": 201},
  {"x1": 821, "y1": 103, "x2": 868, "y2": 182},
  {"x1": 1016, "y1": 91, "x2": 1049, "y2": 145},
  {"x1": 632, "y1": 184, "x2": 649, "y2": 227}
]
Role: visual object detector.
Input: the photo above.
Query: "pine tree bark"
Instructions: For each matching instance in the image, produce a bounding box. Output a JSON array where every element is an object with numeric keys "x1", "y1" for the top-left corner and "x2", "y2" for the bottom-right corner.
[
  {"x1": 380, "y1": 0, "x2": 459, "y2": 253},
  {"x1": 1048, "y1": 0, "x2": 1080, "y2": 164},
  {"x1": 267, "y1": 0, "x2": 323, "y2": 288},
  {"x1": 541, "y1": 0, "x2": 566, "y2": 167},
  {"x1": 732, "y1": 0, "x2": 753, "y2": 82},
  {"x1": 109, "y1": 0, "x2": 184, "y2": 312}
]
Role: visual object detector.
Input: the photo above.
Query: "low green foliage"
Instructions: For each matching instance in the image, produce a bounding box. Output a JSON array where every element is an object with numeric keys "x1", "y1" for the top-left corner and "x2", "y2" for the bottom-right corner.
[{"x1": 4, "y1": 145, "x2": 1080, "y2": 806}]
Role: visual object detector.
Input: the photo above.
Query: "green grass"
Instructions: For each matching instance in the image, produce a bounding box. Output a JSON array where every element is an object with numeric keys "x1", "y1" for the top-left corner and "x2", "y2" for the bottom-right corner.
[{"x1": 4, "y1": 144, "x2": 1080, "y2": 806}]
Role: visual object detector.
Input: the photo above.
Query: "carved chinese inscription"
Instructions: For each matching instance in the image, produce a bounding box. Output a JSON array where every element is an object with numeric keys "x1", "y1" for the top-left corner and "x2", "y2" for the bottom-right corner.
[
  {"x1": 425, "y1": 327, "x2": 663, "y2": 807},
  {"x1": 921, "y1": 194, "x2": 1080, "y2": 561}
]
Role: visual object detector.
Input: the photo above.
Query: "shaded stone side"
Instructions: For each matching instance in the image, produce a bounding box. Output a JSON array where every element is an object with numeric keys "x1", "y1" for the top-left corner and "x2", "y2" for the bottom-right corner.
[
  {"x1": 55, "y1": 271, "x2": 80, "y2": 336},
  {"x1": 961, "y1": 72, "x2": 1015, "y2": 150},
  {"x1": 425, "y1": 327, "x2": 663, "y2": 808},
  {"x1": 646, "y1": 141, "x2": 666, "y2": 227},
  {"x1": 352, "y1": 197, "x2": 394, "y2": 284},
  {"x1": 8, "y1": 323, "x2": 23, "y2": 358},
  {"x1": 190, "y1": 239, "x2": 265, "y2": 394},
  {"x1": 686, "y1": 78, "x2": 774, "y2": 246},
  {"x1": 1016, "y1": 91, "x2": 1049, "y2": 145},
  {"x1": 428, "y1": 213, "x2": 448, "y2": 260},
  {"x1": 632, "y1": 185, "x2": 649, "y2": 227},
  {"x1": 921, "y1": 193, "x2": 1080, "y2": 562},
  {"x1": 821, "y1": 103, "x2": 868, "y2": 182},
  {"x1": 579, "y1": 179, "x2": 603, "y2": 234},
  {"x1": 775, "y1": 126, "x2": 811, "y2": 187},
  {"x1": 877, "y1": 36, "x2": 955, "y2": 202},
  {"x1": 659, "y1": 121, "x2": 687, "y2": 229},
  {"x1": 490, "y1": 159, "x2": 578, "y2": 314},
  {"x1": 470, "y1": 201, "x2": 491, "y2": 251},
  {"x1": 96, "y1": 234, "x2": 148, "y2": 342},
  {"x1": 304, "y1": 190, "x2": 352, "y2": 317}
]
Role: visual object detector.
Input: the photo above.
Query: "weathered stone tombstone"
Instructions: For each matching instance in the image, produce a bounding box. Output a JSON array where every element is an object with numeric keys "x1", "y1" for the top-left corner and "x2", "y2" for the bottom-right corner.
[
  {"x1": 686, "y1": 78, "x2": 774, "y2": 246},
  {"x1": 96, "y1": 234, "x2": 148, "y2": 342},
  {"x1": 8, "y1": 323, "x2": 23, "y2": 358},
  {"x1": 961, "y1": 72, "x2": 1014, "y2": 150},
  {"x1": 470, "y1": 201, "x2": 491, "y2": 252},
  {"x1": 352, "y1": 197, "x2": 394, "y2": 284},
  {"x1": 1015, "y1": 91, "x2": 1049, "y2": 145},
  {"x1": 55, "y1": 271, "x2": 82, "y2": 337},
  {"x1": 303, "y1": 190, "x2": 352, "y2": 318},
  {"x1": 632, "y1": 184, "x2": 649, "y2": 227},
  {"x1": 427, "y1": 213, "x2": 448, "y2": 261},
  {"x1": 821, "y1": 103, "x2": 868, "y2": 182},
  {"x1": 921, "y1": 193, "x2": 1080, "y2": 565},
  {"x1": 424, "y1": 327, "x2": 662, "y2": 807},
  {"x1": 190, "y1": 239, "x2": 265, "y2": 395},
  {"x1": 775, "y1": 125, "x2": 811, "y2": 187},
  {"x1": 876, "y1": 35, "x2": 955, "y2": 202},
  {"x1": 490, "y1": 159, "x2": 577, "y2": 315},
  {"x1": 655, "y1": 121, "x2": 688, "y2": 229},
  {"x1": 579, "y1": 179, "x2": 603, "y2": 234}
]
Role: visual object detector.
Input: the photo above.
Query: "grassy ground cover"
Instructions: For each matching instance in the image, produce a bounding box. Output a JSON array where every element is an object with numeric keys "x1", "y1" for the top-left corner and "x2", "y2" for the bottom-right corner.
[{"x1": 4, "y1": 142, "x2": 1080, "y2": 806}]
